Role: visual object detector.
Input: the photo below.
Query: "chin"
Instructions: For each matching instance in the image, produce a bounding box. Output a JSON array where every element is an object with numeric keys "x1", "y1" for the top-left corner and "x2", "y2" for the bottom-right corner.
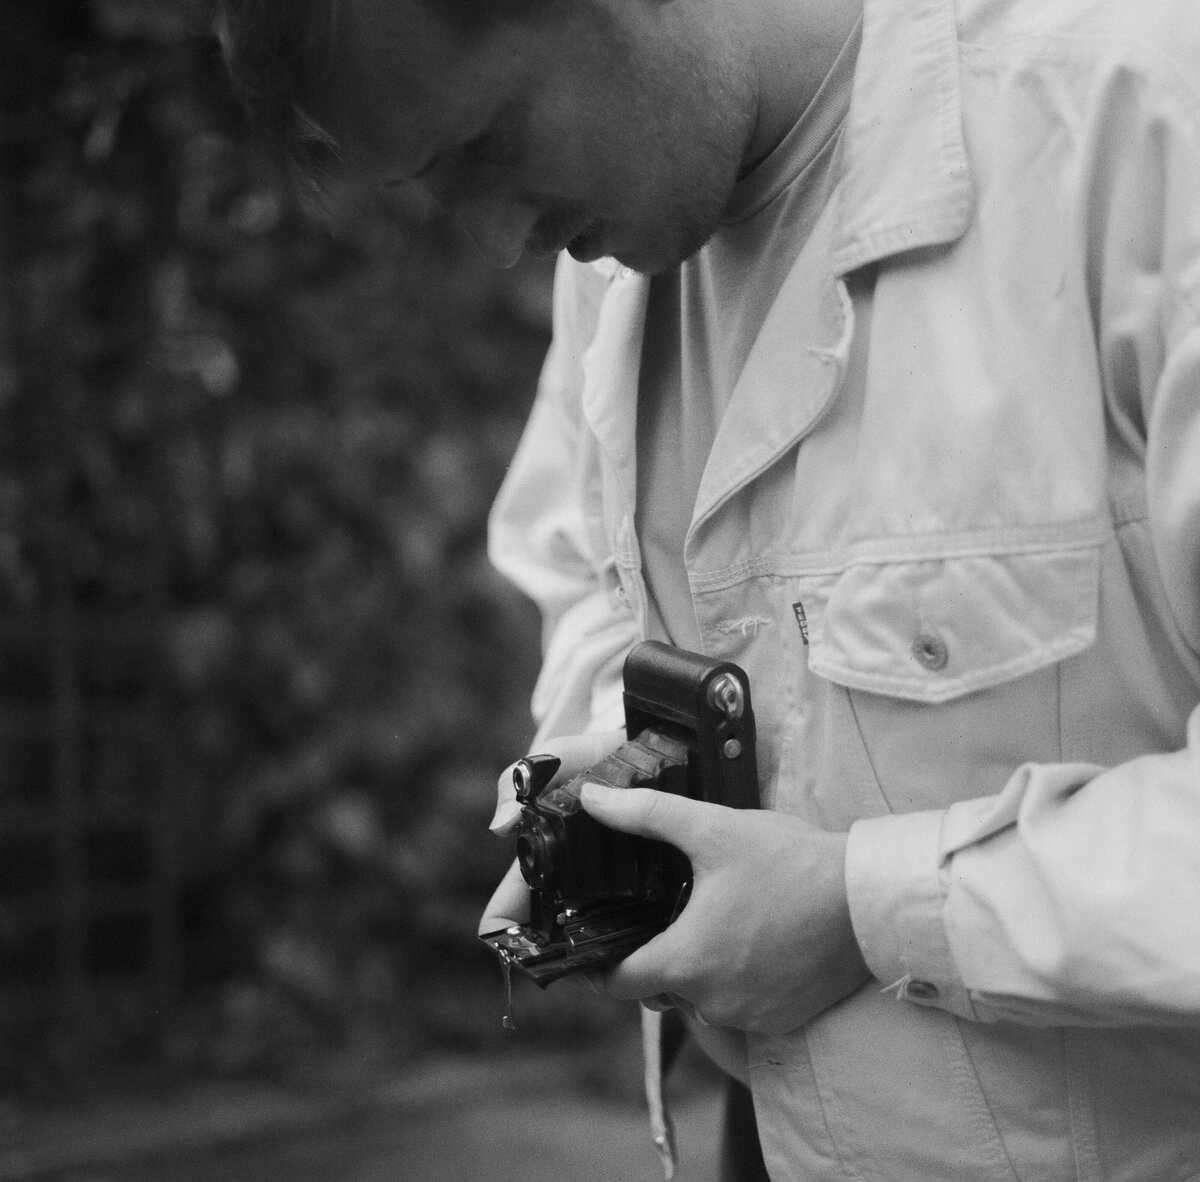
[
  {"x1": 614, "y1": 235, "x2": 715, "y2": 277},
  {"x1": 611, "y1": 250, "x2": 671, "y2": 277},
  {"x1": 610, "y1": 210, "x2": 722, "y2": 276}
]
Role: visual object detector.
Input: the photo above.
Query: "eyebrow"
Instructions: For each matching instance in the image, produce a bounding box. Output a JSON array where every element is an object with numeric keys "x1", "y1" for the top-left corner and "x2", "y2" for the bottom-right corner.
[
  {"x1": 387, "y1": 103, "x2": 509, "y2": 188},
  {"x1": 410, "y1": 152, "x2": 444, "y2": 180},
  {"x1": 378, "y1": 149, "x2": 440, "y2": 191}
]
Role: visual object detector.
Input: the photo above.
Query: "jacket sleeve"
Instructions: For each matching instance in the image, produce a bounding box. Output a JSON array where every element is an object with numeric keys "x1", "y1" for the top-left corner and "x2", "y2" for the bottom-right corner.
[
  {"x1": 488, "y1": 255, "x2": 640, "y2": 745},
  {"x1": 846, "y1": 323, "x2": 1200, "y2": 1029},
  {"x1": 845, "y1": 51, "x2": 1200, "y2": 1028},
  {"x1": 846, "y1": 707, "x2": 1200, "y2": 1026}
]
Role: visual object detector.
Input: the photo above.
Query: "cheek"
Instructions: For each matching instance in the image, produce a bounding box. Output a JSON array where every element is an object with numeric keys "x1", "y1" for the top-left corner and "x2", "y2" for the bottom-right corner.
[
  {"x1": 532, "y1": 88, "x2": 634, "y2": 186},
  {"x1": 519, "y1": 138, "x2": 606, "y2": 207}
]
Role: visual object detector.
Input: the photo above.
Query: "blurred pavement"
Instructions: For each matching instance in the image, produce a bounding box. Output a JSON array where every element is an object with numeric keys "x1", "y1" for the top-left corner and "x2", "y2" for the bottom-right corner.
[{"x1": 1, "y1": 1047, "x2": 724, "y2": 1182}]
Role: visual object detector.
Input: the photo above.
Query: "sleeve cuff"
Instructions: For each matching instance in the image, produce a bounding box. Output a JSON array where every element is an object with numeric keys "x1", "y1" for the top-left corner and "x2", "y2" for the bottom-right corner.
[{"x1": 845, "y1": 810, "x2": 980, "y2": 1020}]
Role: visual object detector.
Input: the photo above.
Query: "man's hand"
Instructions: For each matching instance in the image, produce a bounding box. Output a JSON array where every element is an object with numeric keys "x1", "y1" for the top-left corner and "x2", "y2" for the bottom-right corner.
[
  {"x1": 581, "y1": 783, "x2": 871, "y2": 1033},
  {"x1": 478, "y1": 730, "x2": 624, "y2": 936}
]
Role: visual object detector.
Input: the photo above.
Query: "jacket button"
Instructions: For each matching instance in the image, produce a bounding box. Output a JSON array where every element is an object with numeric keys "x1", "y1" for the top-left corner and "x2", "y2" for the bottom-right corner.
[
  {"x1": 912, "y1": 631, "x2": 949, "y2": 671},
  {"x1": 906, "y1": 980, "x2": 940, "y2": 1002}
]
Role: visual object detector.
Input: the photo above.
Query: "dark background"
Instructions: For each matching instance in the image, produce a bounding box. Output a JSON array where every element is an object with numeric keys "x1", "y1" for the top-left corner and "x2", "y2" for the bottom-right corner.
[{"x1": 0, "y1": 3, "x2": 731, "y2": 1177}]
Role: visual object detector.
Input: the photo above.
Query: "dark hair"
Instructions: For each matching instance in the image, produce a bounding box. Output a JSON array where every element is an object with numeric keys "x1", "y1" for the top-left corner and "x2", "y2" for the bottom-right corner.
[
  {"x1": 215, "y1": 0, "x2": 539, "y2": 192},
  {"x1": 214, "y1": 0, "x2": 344, "y2": 190}
]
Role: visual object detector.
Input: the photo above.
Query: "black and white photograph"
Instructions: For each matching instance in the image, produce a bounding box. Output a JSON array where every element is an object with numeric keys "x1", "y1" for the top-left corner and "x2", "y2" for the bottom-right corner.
[{"x1": 3, "y1": 0, "x2": 1200, "y2": 1178}]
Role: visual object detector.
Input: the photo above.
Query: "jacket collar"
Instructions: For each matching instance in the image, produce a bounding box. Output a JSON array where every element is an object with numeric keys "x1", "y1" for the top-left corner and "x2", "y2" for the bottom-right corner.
[
  {"x1": 583, "y1": 0, "x2": 975, "y2": 535},
  {"x1": 690, "y1": 0, "x2": 974, "y2": 536},
  {"x1": 832, "y1": 0, "x2": 975, "y2": 274}
]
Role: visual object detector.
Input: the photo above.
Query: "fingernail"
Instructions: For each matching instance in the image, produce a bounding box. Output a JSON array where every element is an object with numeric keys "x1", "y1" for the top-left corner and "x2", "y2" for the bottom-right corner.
[
  {"x1": 489, "y1": 799, "x2": 522, "y2": 832},
  {"x1": 580, "y1": 781, "x2": 614, "y2": 808}
]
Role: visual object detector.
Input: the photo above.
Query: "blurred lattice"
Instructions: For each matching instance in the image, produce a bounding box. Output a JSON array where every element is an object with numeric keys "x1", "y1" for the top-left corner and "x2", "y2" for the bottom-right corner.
[{"x1": 0, "y1": 0, "x2": 558, "y2": 1088}]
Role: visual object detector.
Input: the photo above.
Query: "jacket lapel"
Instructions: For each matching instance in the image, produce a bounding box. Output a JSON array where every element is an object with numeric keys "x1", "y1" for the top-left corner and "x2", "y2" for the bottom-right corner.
[
  {"x1": 690, "y1": 0, "x2": 976, "y2": 540},
  {"x1": 690, "y1": 196, "x2": 852, "y2": 541}
]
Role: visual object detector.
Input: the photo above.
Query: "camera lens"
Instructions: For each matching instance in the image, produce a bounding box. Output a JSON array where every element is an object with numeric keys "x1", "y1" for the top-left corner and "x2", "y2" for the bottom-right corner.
[{"x1": 517, "y1": 822, "x2": 560, "y2": 890}]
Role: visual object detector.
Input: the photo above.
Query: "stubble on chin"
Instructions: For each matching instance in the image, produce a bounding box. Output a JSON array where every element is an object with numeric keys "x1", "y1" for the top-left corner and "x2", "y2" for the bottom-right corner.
[
  {"x1": 623, "y1": 99, "x2": 750, "y2": 273},
  {"x1": 576, "y1": 24, "x2": 753, "y2": 276},
  {"x1": 615, "y1": 163, "x2": 737, "y2": 275},
  {"x1": 610, "y1": 221, "x2": 719, "y2": 276}
]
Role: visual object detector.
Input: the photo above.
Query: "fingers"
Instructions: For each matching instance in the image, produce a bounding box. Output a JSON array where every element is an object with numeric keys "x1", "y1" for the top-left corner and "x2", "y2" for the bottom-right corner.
[
  {"x1": 607, "y1": 939, "x2": 706, "y2": 1021},
  {"x1": 599, "y1": 922, "x2": 685, "y2": 1002},
  {"x1": 478, "y1": 858, "x2": 530, "y2": 936},
  {"x1": 579, "y1": 782, "x2": 720, "y2": 859},
  {"x1": 490, "y1": 729, "x2": 625, "y2": 834},
  {"x1": 489, "y1": 795, "x2": 524, "y2": 835}
]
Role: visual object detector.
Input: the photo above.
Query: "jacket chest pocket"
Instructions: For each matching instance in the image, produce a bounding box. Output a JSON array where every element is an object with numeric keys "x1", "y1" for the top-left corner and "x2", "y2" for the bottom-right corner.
[{"x1": 792, "y1": 543, "x2": 1102, "y2": 818}]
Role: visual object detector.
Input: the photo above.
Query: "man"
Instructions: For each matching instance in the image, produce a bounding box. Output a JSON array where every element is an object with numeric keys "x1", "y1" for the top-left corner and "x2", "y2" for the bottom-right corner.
[{"x1": 220, "y1": 0, "x2": 1200, "y2": 1178}]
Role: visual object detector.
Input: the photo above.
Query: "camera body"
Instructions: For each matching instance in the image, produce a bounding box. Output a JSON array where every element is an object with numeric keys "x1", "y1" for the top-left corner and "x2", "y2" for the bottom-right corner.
[{"x1": 481, "y1": 641, "x2": 759, "y2": 986}]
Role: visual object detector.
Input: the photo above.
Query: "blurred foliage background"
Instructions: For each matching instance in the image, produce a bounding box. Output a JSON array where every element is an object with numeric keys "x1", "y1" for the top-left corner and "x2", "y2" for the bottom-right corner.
[{"x1": 0, "y1": 0, "x2": 622, "y2": 1100}]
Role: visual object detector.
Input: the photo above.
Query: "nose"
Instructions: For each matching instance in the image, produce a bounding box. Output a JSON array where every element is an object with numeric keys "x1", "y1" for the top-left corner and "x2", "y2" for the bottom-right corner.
[{"x1": 439, "y1": 186, "x2": 538, "y2": 269}]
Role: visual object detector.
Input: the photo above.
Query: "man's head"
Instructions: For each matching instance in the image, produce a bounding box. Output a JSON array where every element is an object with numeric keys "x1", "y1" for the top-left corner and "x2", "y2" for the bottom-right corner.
[
  {"x1": 217, "y1": 0, "x2": 820, "y2": 273},
  {"x1": 217, "y1": 1, "x2": 539, "y2": 186}
]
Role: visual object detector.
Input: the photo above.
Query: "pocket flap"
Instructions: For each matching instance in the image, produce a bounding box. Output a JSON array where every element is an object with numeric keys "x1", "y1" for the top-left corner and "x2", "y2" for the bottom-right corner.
[{"x1": 807, "y1": 546, "x2": 1101, "y2": 703}]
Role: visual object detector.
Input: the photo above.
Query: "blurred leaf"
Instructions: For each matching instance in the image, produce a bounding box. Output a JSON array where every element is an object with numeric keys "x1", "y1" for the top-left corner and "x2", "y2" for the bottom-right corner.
[{"x1": 1, "y1": 0, "x2": 564, "y2": 1088}]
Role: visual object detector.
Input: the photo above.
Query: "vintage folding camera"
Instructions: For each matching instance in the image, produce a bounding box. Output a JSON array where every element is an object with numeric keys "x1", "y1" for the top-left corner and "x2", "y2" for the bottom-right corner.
[{"x1": 481, "y1": 640, "x2": 759, "y2": 987}]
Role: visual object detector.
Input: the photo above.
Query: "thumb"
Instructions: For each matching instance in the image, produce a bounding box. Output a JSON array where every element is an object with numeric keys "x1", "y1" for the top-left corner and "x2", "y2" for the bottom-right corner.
[
  {"x1": 578, "y1": 782, "x2": 715, "y2": 858},
  {"x1": 490, "y1": 730, "x2": 625, "y2": 834}
]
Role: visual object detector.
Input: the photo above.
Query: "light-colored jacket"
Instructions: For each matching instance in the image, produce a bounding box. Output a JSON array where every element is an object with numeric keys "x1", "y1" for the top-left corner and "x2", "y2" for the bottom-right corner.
[{"x1": 489, "y1": 0, "x2": 1200, "y2": 1177}]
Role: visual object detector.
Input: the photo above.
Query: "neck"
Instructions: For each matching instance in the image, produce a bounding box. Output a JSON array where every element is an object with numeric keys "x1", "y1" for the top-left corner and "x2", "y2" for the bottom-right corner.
[{"x1": 736, "y1": 0, "x2": 863, "y2": 171}]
